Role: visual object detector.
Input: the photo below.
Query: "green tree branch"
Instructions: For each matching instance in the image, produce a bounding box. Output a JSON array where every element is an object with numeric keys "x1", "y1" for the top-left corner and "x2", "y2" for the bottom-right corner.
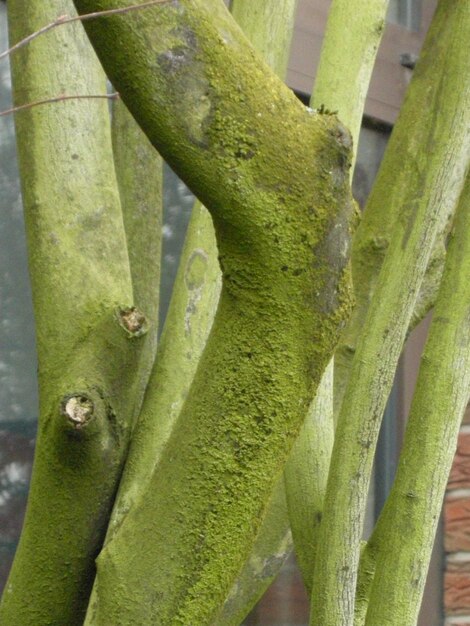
[
  {"x1": 111, "y1": 98, "x2": 163, "y2": 417},
  {"x1": 70, "y1": 0, "x2": 354, "y2": 622},
  {"x1": 311, "y1": 2, "x2": 470, "y2": 623},
  {"x1": 0, "y1": 2, "x2": 153, "y2": 623},
  {"x1": 364, "y1": 170, "x2": 470, "y2": 626}
]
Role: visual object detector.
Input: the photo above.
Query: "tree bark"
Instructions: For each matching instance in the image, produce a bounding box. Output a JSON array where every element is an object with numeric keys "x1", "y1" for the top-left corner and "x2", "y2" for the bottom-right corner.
[
  {"x1": 0, "y1": 2, "x2": 154, "y2": 624},
  {"x1": 364, "y1": 170, "x2": 470, "y2": 625},
  {"x1": 311, "y1": 2, "x2": 470, "y2": 623},
  {"x1": 71, "y1": 0, "x2": 354, "y2": 622},
  {"x1": 284, "y1": 0, "x2": 389, "y2": 595}
]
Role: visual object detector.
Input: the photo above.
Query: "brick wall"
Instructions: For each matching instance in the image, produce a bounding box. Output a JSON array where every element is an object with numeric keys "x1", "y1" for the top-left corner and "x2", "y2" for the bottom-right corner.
[{"x1": 444, "y1": 405, "x2": 470, "y2": 625}]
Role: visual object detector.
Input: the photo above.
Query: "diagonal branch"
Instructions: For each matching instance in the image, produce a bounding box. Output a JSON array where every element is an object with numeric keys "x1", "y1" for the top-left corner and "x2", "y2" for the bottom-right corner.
[
  {"x1": 311, "y1": 3, "x2": 470, "y2": 623},
  {"x1": 364, "y1": 169, "x2": 470, "y2": 626}
]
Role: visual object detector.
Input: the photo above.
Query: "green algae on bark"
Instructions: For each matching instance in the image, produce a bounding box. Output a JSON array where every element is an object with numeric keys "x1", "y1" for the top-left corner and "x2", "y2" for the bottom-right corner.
[
  {"x1": 311, "y1": 2, "x2": 470, "y2": 623},
  {"x1": 0, "y1": 2, "x2": 151, "y2": 624},
  {"x1": 364, "y1": 170, "x2": 470, "y2": 625},
  {"x1": 71, "y1": 0, "x2": 355, "y2": 622}
]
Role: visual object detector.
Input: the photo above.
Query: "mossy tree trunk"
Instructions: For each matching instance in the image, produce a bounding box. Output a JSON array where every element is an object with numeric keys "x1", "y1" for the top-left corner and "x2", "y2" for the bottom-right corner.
[{"x1": 1, "y1": 1, "x2": 469, "y2": 625}]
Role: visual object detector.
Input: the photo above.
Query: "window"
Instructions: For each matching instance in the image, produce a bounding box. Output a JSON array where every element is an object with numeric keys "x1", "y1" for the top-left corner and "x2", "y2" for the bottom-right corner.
[{"x1": 388, "y1": 0, "x2": 422, "y2": 31}]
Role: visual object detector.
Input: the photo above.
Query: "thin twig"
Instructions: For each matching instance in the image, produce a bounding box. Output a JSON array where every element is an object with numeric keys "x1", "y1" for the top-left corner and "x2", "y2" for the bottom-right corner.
[
  {"x1": 0, "y1": 93, "x2": 119, "y2": 117},
  {"x1": 0, "y1": 0, "x2": 172, "y2": 63}
]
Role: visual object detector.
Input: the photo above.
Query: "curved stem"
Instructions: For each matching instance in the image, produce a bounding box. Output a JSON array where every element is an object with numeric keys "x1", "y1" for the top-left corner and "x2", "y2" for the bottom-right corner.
[{"x1": 72, "y1": 0, "x2": 355, "y2": 622}]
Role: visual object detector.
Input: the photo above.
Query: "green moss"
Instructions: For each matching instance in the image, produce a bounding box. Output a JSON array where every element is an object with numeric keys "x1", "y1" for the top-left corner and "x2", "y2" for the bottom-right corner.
[
  {"x1": 68, "y1": 0, "x2": 355, "y2": 623},
  {"x1": 0, "y1": 3, "x2": 152, "y2": 624}
]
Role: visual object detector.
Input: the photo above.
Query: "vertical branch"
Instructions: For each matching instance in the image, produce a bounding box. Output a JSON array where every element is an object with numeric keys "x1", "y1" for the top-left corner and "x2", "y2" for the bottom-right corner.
[
  {"x1": 285, "y1": 359, "x2": 334, "y2": 590},
  {"x1": 0, "y1": 1, "x2": 148, "y2": 624},
  {"x1": 365, "y1": 172, "x2": 470, "y2": 626},
  {"x1": 230, "y1": 0, "x2": 297, "y2": 81},
  {"x1": 111, "y1": 98, "x2": 163, "y2": 416},
  {"x1": 312, "y1": 0, "x2": 389, "y2": 172},
  {"x1": 284, "y1": 0, "x2": 390, "y2": 596},
  {"x1": 310, "y1": 3, "x2": 470, "y2": 624}
]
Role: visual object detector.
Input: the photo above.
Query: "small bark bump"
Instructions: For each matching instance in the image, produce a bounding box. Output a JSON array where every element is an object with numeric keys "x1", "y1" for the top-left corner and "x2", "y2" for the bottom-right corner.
[
  {"x1": 61, "y1": 394, "x2": 94, "y2": 429},
  {"x1": 333, "y1": 121, "x2": 353, "y2": 151},
  {"x1": 118, "y1": 306, "x2": 148, "y2": 337}
]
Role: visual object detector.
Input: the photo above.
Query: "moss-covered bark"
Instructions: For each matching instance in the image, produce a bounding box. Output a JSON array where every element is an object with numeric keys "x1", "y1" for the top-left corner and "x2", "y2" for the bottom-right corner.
[
  {"x1": 311, "y1": 2, "x2": 470, "y2": 623},
  {"x1": 214, "y1": 481, "x2": 292, "y2": 626},
  {"x1": 84, "y1": 198, "x2": 220, "y2": 623},
  {"x1": 86, "y1": 4, "x2": 299, "y2": 623},
  {"x1": 0, "y1": 2, "x2": 152, "y2": 624},
  {"x1": 70, "y1": 0, "x2": 354, "y2": 622},
  {"x1": 103, "y1": 201, "x2": 220, "y2": 540},
  {"x1": 214, "y1": 3, "x2": 298, "y2": 621}
]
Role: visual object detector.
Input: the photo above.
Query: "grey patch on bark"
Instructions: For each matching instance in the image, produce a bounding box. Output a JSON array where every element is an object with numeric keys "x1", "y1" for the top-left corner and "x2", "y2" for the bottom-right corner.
[
  {"x1": 157, "y1": 26, "x2": 214, "y2": 147},
  {"x1": 184, "y1": 248, "x2": 208, "y2": 335},
  {"x1": 311, "y1": 194, "x2": 353, "y2": 316}
]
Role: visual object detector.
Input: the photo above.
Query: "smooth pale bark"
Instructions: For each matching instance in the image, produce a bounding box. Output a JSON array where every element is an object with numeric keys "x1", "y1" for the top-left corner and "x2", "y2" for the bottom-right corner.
[
  {"x1": 230, "y1": 0, "x2": 297, "y2": 81},
  {"x1": 364, "y1": 172, "x2": 470, "y2": 624},
  {"x1": 312, "y1": 0, "x2": 389, "y2": 171},
  {"x1": 72, "y1": 0, "x2": 354, "y2": 623},
  {"x1": 284, "y1": 0, "x2": 389, "y2": 594},
  {"x1": 334, "y1": 1, "x2": 458, "y2": 419},
  {"x1": 311, "y1": 2, "x2": 470, "y2": 623},
  {"x1": 111, "y1": 99, "x2": 163, "y2": 416},
  {"x1": 0, "y1": 2, "x2": 150, "y2": 624},
  {"x1": 285, "y1": 360, "x2": 333, "y2": 590}
]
